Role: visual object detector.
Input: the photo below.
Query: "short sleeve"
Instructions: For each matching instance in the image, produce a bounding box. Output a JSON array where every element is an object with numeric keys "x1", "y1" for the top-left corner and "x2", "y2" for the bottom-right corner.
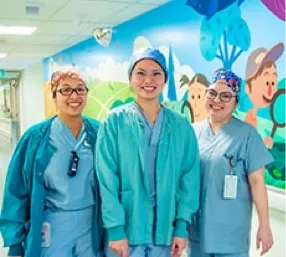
[{"x1": 245, "y1": 127, "x2": 274, "y2": 173}]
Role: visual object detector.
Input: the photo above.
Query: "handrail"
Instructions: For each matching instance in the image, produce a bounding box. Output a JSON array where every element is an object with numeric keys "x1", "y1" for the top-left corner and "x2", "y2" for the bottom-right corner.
[{"x1": 267, "y1": 186, "x2": 285, "y2": 212}]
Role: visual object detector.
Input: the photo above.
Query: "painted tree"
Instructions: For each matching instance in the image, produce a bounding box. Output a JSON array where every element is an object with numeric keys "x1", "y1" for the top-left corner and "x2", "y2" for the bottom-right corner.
[
  {"x1": 200, "y1": 3, "x2": 251, "y2": 70},
  {"x1": 167, "y1": 45, "x2": 177, "y2": 101}
]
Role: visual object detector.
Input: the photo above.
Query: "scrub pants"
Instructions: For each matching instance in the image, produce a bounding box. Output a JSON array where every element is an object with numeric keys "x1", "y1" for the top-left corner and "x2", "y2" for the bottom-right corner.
[
  {"x1": 189, "y1": 246, "x2": 249, "y2": 257},
  {"x1": 107, "y1": 244, "x2": 171, "y2": 257},
  {"x1": 41, "y1": 207, "x2": 97, "y2": 257}
]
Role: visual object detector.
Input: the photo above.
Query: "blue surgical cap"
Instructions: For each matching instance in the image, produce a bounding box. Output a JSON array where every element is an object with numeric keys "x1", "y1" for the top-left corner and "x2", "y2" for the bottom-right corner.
[{"x1": 128, "y1": 48, "x2": 168, "y2": 82}]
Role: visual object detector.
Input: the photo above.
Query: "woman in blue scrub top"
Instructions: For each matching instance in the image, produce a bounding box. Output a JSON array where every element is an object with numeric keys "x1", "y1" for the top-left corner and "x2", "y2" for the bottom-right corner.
[
  {"x1": 189, "y1": 70, "x2": 274, "y2": 257},
  {"x1": 96, "y1": 48, "x2": 200, "y2": 257},
  {"x1": 0, "y1": 69, "x2": 103, "y2": 257}
]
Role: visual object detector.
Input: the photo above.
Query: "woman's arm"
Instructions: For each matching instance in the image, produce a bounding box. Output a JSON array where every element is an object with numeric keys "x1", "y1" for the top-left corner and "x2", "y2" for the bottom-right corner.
[{"x1": 249, "y1": 168, "x2": 273, "y2": 256}]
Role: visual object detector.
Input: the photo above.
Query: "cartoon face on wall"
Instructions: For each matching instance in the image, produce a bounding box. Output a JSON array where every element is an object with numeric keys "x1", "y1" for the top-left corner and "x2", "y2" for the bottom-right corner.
[
  {"x1": 245, "y1": 43, "x2": 284, "y2": 111},
  {"x1": 244, "y1": 42, "x2": 284, "y2": 149},
  {"x1": 188, "y1": 74, "x2": 209, "y2": 122},
  {"x1": 181, "y1": 73, "x2": 209, "y2": 123}
]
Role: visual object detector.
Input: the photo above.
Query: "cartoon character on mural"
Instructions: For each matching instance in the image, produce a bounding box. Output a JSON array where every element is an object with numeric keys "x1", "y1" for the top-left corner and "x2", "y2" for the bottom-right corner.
[
  {"x1": 180, "y1": 73, "x2": 209, "y2": 123},
  {"x1": 265, "y1": 85, "x2": 286, "y2": 189},
  {"x1": 244, "y1": 42, "x2": 284, "y2": 149}
]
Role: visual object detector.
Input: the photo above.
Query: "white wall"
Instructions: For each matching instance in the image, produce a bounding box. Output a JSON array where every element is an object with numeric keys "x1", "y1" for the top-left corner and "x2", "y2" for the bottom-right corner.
[
  {"x1": 250, "y1": 207, "x2": 285, "y2": 257},
  {"x1": 0, "y1": 118, "x2": 11, "y2": 143},
  {"x1": 19, "y1": 62, "x2": 45, "y2": 134}
]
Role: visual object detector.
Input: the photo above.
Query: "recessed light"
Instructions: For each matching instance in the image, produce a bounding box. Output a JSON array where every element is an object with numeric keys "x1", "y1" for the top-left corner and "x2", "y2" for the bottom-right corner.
[
  {"x1": 0, "y1": 26, "x2": 37, "y2": 35},
  {"x1": 0, "y1": 53, "x2": 7, "y2": 59}
]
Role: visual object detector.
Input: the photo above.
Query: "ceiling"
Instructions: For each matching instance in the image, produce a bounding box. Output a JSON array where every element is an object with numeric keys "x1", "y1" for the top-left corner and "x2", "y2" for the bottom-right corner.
[{"x1": 0, "y1": 0, "x2": 170, "y2": 70}]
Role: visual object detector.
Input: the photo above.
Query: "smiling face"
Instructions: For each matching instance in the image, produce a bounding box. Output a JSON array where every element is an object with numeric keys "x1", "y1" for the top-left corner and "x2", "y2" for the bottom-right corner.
[
  {"x1": 129, "y1": 59, "x2": 165, "y2": 102},
  {"x1": 188, "y1": 78, "x2": 208, "y2": 122},
  {"x1": 54, "y1": 77, "x2": 87, "y2": 118},
  {"x1": 246, "y1": 61, "x2": 278, "y2": 108},
  {"x1": 205, "y1": 81, "x2": 237, "y2": 123}
]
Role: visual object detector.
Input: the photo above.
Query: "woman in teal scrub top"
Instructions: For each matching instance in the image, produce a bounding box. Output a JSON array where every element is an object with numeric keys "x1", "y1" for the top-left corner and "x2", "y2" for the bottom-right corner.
[
  {"x1": 189, "y1": 70, "x2": 274, "y2": 257},
  {"x1": 96, "y1": 48, "x2": 200, "y2": 257},
  {"x1": 0, "y1": 68, "x2": 103, "y2": 257}
]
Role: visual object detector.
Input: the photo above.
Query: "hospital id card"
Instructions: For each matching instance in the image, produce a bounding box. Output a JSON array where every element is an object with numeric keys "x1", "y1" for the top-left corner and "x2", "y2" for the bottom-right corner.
[
  {"x1": 223, "y1": 175, "x2": 237, "y2": 199},
  {"x1": 41, "y1": 222, "x2": 51, "y2": 247}
]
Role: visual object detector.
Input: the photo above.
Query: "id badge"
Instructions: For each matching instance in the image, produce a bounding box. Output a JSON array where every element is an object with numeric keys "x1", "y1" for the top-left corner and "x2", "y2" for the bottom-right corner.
[
  {"x1": 41, "y1": 222, "x2": 51, "y2": 247},
  {"x1": 223, "y1": 175, "x2": 238, "y2": 199}
]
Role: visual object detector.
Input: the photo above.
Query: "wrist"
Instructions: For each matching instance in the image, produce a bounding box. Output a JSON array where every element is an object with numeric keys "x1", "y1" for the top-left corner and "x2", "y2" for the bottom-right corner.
[{"x1": 258, "y1": 223, "x2": 270, "y2": 229}]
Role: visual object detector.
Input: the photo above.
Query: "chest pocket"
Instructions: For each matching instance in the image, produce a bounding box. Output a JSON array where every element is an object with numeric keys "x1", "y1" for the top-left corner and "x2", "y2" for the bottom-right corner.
[
  {"x1": 223, "y1": 152, "x2": 251, "y2": 200},
  {"x1": 223, "y1": 152, "x2": 245, "y2": 175}
]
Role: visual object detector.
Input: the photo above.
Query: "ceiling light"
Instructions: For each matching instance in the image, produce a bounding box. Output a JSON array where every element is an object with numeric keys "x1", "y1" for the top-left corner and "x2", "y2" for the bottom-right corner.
[
  {"x1": 0, "y1": 26, "x2": 37, "y2": 35},
  {"x1": 0, "y1": 53, "x2": 7, "y2": 59}
]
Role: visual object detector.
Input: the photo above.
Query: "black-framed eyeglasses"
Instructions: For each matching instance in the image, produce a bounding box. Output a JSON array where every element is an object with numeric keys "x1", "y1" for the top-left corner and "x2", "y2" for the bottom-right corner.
[
  {"x1": 68, "y1": 151, "x2": 79, "y2": 177},
  {"x1": 56, "y1": 87, "x2": 88, "y2": 96},
  {"x1": 206, "y1": 89, "x2": 237, "y2": 103}
]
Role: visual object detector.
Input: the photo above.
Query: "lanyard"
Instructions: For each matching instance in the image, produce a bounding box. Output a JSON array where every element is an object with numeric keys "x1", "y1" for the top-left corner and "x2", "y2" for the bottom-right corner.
[{"x1": 74, "y1": 132, "x2": 87, "y2": 152}]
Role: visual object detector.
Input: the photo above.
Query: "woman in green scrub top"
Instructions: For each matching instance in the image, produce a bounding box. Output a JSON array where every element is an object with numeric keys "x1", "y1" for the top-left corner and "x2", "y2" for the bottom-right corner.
[
  {"x1": 96, "y1": 48, "x2": 200, "y2": 257},
  {"x1": 0, "y1": 68, "x2": 103, "y2": 257}
]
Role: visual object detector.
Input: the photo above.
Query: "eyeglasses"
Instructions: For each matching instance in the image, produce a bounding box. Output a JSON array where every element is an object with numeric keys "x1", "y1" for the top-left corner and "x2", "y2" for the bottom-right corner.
[
  {"x1": 68, "y1": 151, "x2": 79, "y2": 177},
  {"x1": 206, "y1": 89, "x2": 237, "y2": 103},
  {"x1": 56, "y1": 86, "x2": 88, "y2": 96},
  {"x1": 133, "y1": 69, "x2": 165, "y2": 82}
]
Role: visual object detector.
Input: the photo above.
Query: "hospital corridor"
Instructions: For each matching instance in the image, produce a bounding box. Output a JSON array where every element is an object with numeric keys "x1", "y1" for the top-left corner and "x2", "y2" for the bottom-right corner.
[{"x1": 0, "y1": 0, "x2": 286, "y2": 257}]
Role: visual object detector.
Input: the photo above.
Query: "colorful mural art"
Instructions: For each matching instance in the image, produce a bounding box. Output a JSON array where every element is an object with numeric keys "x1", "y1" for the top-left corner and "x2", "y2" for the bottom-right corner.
[{"x1": 43, "y1": 0, "x2": 285, "y2": 190}]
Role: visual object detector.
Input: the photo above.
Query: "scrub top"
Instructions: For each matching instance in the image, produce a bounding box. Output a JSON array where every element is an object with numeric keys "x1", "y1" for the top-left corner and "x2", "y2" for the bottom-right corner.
[
  {"x1": 132, "y1": 102, "x2": 164, "y2": 206},
  {"x1": 44, "y1": 117, "x2": 95, "y2": 211},
  {"x1": 190, "y1": 117, "x2": 273, "y2": 253}
]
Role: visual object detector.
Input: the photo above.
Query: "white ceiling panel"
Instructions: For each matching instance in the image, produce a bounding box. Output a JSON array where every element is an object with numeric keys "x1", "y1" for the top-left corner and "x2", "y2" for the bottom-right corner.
[
  {"x1": 50, "y1": 1, "x2": 130, "y2": 22},
  {"x1": 10, "y1": 45, "x2": 66, "y2": 57},
  {"x1": 0, "y1": 0, "x2": 69, "y2": 21},
  {"x1": 0, "y1": 36, "x2": 24, "y2": 45},
  {"x1": 76, "y1": 0, "x2": 137, "y2": 2},
  {"x1": 34, "y1": 21, "x2": 94, "y2": 36},
  {"x1": 0, "y1": 45, "x2": 14, "y2": 53},
  {"x1": 0, "y1": 56, "x2": 42, "y2": 69},
  {"x1": 102, "y1": 3, "x2": 158, "y2": 24},
  {"x1": 138, "y1": 0, "x2": 170, "y2": 4},
  {"x1": 0, "y1": 0, "x2": 171, "y2": 69},
  {"x1": 0, "y1": 35, "x2": 68, "y2": 46},
  {"x1": 21, "y1": 35, "x2": 73, "y2": 45},
  {"x1": 0, "y1": 19, "x2": 43, "y2": 27},
  {"x1": 60, "y1": 34, "x2": 92, "y2": 48}
]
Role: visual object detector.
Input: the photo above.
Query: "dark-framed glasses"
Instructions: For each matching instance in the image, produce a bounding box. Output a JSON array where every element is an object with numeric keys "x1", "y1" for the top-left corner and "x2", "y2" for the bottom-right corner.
[
  {"x1": 206, "y1": 89, "x2": 237, "y2": 103},
  {"x1": 57, "y1": 86, "x2": 88, "y2": 96},
  {"x1": 68, "y1": 151, "x2": 79, "y2": 177}
]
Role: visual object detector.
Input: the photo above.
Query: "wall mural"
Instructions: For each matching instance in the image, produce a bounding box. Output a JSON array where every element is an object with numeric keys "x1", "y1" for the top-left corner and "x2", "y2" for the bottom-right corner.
[{"x1": 43, "y1": 0, "x2": 285, "y2": 190}]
